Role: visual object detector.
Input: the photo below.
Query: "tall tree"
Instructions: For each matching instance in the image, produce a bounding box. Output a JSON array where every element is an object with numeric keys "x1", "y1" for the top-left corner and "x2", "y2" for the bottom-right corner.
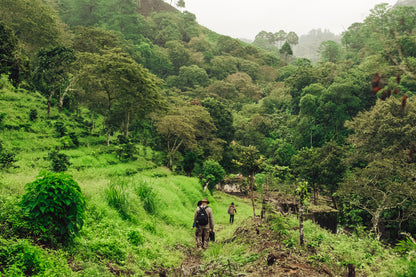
[
  {"x1": 156, "y1": 114, "x2": 197, "y2": 170},
  {"x1": 0, "y1": 22, "x2": 28, "y2": 86},
  {"x1": 75, "y1": 48, "x2": 162, "y2": 145},
  {"x1": 0, "y1": 0, "x2": 66, "y2": 54},
  {"x1": 318, "y1": 40, "x2": 342, "y2": 63},
  {"x1": 341, "y1": 96, "x2": 416, "y2": 240},
  {"x1": 234, "y1": 145, "x2": 265, "y2": 217},
  {"x1": 33, "y1": 46, "x2": 76, "y2": 115}
]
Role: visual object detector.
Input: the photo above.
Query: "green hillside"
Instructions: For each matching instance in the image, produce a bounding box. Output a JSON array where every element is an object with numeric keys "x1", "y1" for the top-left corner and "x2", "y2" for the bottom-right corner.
[{"x1": 1, "y1": 0, "x2": 416, "y2": 276}]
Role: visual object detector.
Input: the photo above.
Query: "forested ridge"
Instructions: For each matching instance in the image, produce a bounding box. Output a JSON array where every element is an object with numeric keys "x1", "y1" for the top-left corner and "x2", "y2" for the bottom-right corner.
[{"x1": 1, "y1": 0, "x2": 416, "y2": 276}]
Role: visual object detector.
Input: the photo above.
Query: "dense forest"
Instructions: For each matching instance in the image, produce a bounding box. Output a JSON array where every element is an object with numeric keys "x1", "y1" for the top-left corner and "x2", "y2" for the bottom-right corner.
[{"x1": 1, "y1": 0, "x2": 416, "y2": 276}]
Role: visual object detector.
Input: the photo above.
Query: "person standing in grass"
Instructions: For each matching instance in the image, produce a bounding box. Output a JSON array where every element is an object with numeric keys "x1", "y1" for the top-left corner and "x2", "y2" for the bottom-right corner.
[
  {"x1": 194, "y1": 198, "x2": 214, "y2": 250},
  {"x1": 228, "y1": 202, "x2": 237, "y2": 223}
]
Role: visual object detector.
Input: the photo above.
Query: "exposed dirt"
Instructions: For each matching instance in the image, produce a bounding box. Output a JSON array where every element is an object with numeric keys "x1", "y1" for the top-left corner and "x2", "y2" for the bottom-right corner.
[{"x1": 161, "y1": 219, "x2": 339, "y2": 277}]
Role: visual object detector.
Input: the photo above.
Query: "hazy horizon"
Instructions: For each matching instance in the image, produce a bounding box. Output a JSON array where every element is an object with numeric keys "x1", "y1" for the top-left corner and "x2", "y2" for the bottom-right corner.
[{"x1": 181, "y1": 0, "x2": 397, "y2": 40}]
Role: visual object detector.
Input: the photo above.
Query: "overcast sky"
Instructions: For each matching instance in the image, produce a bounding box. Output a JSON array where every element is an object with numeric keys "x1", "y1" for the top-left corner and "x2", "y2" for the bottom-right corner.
[{"x1": 183, "y1": 0, "x2": 397, "y2": 40}]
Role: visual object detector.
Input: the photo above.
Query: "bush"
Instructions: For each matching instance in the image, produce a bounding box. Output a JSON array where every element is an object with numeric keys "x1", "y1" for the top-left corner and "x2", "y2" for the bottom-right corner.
[
  {"x1": 127, "y1": 230, "x2": 144, "y2": 246},
  {"x1": 105, "y1": 178, "x2": 129, "y2": 219},
  {"x1": 54, "y1": 121, "x2": 66, "y2": 137},
  {"x1": 135, "y1": 180, "x2": 157, "y2": 215},
  {"x1": 0, "y1": 139, "x2": 17, "y2": 170},
  {"x1": 20, "y1": 172, "x2": 86, "y2": 245},
  {"x1": 29, "y1": 109, "x2": 38, "y2": 121},
  {"x1": 48, "y1": 150, "x2": 71, "y2": 172},
  {"x1": 0, "y1": 238, "x2": 71, "y2": 276},
  {"x1": 200, "y1": 160, "x2": 225, "y2": 193}
]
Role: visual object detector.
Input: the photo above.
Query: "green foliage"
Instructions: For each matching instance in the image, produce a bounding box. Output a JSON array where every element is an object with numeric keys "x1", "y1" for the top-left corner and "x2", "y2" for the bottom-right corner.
[
  {"x1": 105, "y1": 178, "x2": 130, "y2": 219},
  {"x1": 200, "y1": 160, "x2": 225, "y2": 192},
  {"x1": 20, "y1": 172, "x2": 86, "y2": 245},
  {"x1": 115, "y1": 142, "x2": 136, "y2": 162},
  {"x1": 127, "y1": 230, "x2": 144, "y2": 246},
  {"x1": 394, "y1": 237, "x2": 416, "y2": 254},
  {"x1": 0, "y1": 238, "x2": 71, "y2": 276},
  {"x1": 269, "y1": 213, "x2": 289, "y2": 238},
  {"x1": 0, "y1": 139, "x2": 17, "y2": 170},
  {"x1": 54, "y1": 121, "x2": 67, "y2": 137},
  {"x1": 29, "y1": 109, "x2": 38, "y2": 121},
  {"x1": 135, "y1": 179, "x2": 158, "y2": 215},
  {"x1": 48, "y1": 150, "x2": 71, "y2": 172}
]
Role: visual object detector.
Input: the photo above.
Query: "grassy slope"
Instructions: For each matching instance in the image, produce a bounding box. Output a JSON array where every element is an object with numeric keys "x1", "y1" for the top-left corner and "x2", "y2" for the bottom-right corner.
[
  {"x1": 0, "y1": 82, "x2": 256, "y2": 276},
  {"x1": 0, "y1": 80, "x2": 413, "y2": 276}
]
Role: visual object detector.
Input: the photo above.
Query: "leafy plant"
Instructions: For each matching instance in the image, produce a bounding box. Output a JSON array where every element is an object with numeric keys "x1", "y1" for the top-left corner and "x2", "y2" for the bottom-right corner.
[
  {"x1": 394, "y1": 237, "x2": 416, "y2": 254},
  {"x1": 105, "y1": 178, "x2": 129, "y2": 219},
  {"x1": 48, "y1": 150, "x2": 71, "y2": 172},
  {"x1": 29, "y1": 109, "x2": 38, "y2": 121},
  {"x1": 127, "y1": 230, "x2": 144, "y2": 246},
  {"x1": 200, "y1": 160, "x2": 225, "y2": 193},
  {"x1": 0, "y1": 238, "x2": 71, "y2": 276},
  {"x1": 20, "y1": 172, "x2": 86, "y2": 245},
  {"x1": 54, "y1": 121, "x2": 66, "y2": 137},
  {"x1": 0, "y1": 139, "x2": 17, "y2": 170},
  {"x1": 135, "y1": 180, "x2": 157, "y2": 215}
]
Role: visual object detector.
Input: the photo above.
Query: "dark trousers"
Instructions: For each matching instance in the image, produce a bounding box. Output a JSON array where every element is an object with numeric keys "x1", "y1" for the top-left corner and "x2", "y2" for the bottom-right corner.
[{"x1": 229, "y1": 214, "x2": 235, "y2": 223}]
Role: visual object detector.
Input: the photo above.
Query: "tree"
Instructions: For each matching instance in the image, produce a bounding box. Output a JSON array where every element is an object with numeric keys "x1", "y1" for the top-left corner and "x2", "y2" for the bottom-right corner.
[
  {"x1": 279, "y1": 41, "x2": 293, "y2": 63},
  {"x1": 291, "y1": 147, "x2": 320, "y2": 204},
  {"x1": 176, "y1": 65, "x2": 209, "y2": 90},
  {"x1": 156, "y1": 114, "x2": 196, "y2": 170},
  {"x1": 201, "y1": 98, "x2": 235, "y2": 143},
  {"x1": 319, "y1": 40, "x2": 342, "y2": 63},
  {"x1": 234, "y1": 145, "x2": 265, "y2": 217},
  {"x1": 0, "y1": 22, "x2": 28, "y2": 86},
  {"x1": 274, "y1": 30, "x2": 287, "y2": 48},
  {"x1": 0, "y1": 0, "x2": 66, "y2": 54},
  {"x1": 286, "y1": 31, "x2": 299, "y2": 46},
  {"x1": 176, "y1": 0, "x2": 185, "y2": 9},
  {"x1": 33, "y1": 46, "x2": 76, "y2": 115},
  {"x1": 200, "y1": 160, "x2": 225, "y2": 193},
  {"x1": 75, "y1": 48, "x2": 163, "y2": 145},
  {"x1": 165, "y1": 40, "x2": 190, "y2": 73},
  {"x1": 296, "y1": 179, "x2": 310, "y2": 246},
  {"x1": 341, "y1": 97, "x2": 416, "y2": 240}
]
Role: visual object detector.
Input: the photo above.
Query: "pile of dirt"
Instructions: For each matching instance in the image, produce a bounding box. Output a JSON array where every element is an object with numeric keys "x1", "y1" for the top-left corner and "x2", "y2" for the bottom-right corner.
[{"x1": 166, "y1": 219, "x2": 336, "y2": 277}]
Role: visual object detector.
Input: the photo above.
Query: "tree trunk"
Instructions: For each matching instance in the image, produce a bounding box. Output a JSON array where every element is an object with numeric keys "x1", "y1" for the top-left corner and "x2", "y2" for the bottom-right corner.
[
  {"x1": 372, "y1": 209, "x2": 382, "y2": 241},
  {"x1": 91, "y1": 114, "x2": 95, "y2": 133},
  {"x1": 125, "y1": 111, "x2": 130, "y2": 138},
  {"x1": 299, "y1": 201, "x2": 304, "y2": 246},
  {"x1": 47, "y1": 89, "x2": 55, "y2": 117},
  {"x1": 106, "y1": 131, "x2": 110, "y2": 146},
  {"x1": 250, "y1": 175, "x2": 256, "y2": 218}
]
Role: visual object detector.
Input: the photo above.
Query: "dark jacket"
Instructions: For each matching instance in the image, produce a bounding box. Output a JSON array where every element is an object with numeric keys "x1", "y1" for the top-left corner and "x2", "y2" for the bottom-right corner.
[{"x1": 194, "y1": 204, "x2": 214, "y2": 229}]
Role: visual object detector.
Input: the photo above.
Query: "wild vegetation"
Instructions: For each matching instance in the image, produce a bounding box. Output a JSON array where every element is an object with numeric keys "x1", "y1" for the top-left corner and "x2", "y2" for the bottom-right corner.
[{"x1": 1, "y1": 0, "x2": 416, "y2": 275}]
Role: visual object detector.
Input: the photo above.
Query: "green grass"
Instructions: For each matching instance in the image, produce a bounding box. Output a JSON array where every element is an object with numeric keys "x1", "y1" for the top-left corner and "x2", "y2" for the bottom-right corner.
[{"x1": 2, "y1": 84, "x2": 414, "y2": 276}]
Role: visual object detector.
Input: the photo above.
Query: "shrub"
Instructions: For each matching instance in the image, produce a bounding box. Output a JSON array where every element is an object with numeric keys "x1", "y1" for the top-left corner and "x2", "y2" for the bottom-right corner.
[
  {"x1": 127, "y1": 230, "x2": 144, "y2": 246},
  {"x1": 135, "y1": 180, "x2": 157, "y2": 215},
  {"x1": 115, "y1": 142, "x2": 136, "y2": 162},
  {"x1": 105, "y1": 178, "x2": 129, "y2": 219},
  {"x1": 48, "y1": 150, "x2": 71, "y2": 172},
  {"x1": 20, "y1": 172, "x2": 86, "y2": 245},
  {"x1": 200, "y1": 160, "x2": 225, "y2": 193},
  {"x1": 54, "y1": 121, "x2": 66, "y2": 137},
  {"x1": 0, "y1": 139, "x2": 17, "y2": 170},
  {"x1": 0, "y1": 238, "x2": 71, "y2": 276},
  {"x1": 29, "y1": 109, "x2": 38, "y2": 121}
]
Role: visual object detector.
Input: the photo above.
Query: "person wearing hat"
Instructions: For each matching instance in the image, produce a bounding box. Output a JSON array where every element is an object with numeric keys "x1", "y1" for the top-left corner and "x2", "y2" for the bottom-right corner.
[{"x1": 194, "y1": 198, "x2": 214, "y2": 250}]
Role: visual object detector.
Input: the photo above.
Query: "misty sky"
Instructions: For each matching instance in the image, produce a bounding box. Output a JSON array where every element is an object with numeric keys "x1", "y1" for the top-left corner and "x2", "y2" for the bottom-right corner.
[{"x1": 183, "y1": 0, "x2": 397, "y2": 40}]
